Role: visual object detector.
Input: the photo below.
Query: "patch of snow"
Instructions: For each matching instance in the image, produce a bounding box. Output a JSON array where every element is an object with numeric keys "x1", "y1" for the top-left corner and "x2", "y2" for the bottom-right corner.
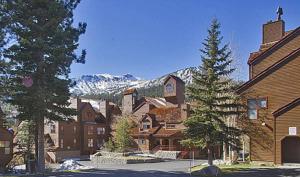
[
  {"x1": 57, "y1": 160, "x2": 92, "y2": 171},
  {"x1": 13, "y1": 164, "x2": 26, "y2": 173},
  {"x1": 132, "y1": 153, "x2": 157, "y2": 158},
  {"x1": 201, "y1": 159, "x2": 227, "y2": 166}
]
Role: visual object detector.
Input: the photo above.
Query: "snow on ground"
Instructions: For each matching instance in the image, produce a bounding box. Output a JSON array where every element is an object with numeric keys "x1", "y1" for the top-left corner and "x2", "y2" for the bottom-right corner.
[
  {"x1": 57, "y1": 159, "x2": 92, "y2": 171},
  {"x1": 12, "y1": 164, "x2": 26, "y2": 173},
  {"x1": 132, "y1": 153, "x2": 157, "y2": 158},
  {"x1": 201, "y1": 160, "x2": 227, "y2": 166}
]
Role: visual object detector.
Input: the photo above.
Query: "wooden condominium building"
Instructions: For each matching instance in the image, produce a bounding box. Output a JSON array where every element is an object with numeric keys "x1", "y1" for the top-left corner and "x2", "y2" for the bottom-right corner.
[
  {"x1": 123, "y1": 75, "x2": 221, "y2": 159},
  {"x1": 44, "y1": 98, "x2": 121, "y2": 163},
  {"x1": 237, "y1": 15, "x2": 300, "y2": 164},
  {"x1": 0, "y1": 107, "x2": 13, "y2": 171}
]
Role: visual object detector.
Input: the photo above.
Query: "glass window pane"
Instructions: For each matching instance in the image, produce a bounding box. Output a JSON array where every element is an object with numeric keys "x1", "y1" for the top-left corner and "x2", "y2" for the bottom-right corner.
[
  {"x1": 258, "y1": 99, "x2": 267, "y2": 108},
  {"x1": 248, "y1": 109, "x2": 257, "y2": 119},
  {"x1": 248, "y1": 99, "x2": 257, "y2": 109},
  {"x1": 5, "y1": 148, "x2": 10, "y2": 155}
]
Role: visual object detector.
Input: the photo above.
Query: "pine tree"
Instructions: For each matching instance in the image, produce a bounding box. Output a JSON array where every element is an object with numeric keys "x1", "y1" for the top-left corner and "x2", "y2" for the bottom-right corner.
[
  {"x1": 183, "y1": 19, "x2": 242, "y2": 166},
  {"x1": 115, "y1": 117, "x2": 133, "y2": 152},
  {"x1": 1, "y1": 0, "x2": 86, "y2": 172}
]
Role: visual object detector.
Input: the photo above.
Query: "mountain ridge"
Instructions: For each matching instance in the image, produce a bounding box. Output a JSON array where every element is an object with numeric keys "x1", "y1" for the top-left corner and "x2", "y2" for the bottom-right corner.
[{"x1": 70, "y1": 67, "x2": 195, "y2": 96}]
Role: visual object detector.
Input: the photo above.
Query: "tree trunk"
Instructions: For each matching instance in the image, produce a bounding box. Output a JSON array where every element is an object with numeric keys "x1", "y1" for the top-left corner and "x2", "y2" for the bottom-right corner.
[
  {"x1": 207, "y1": 144, "x2": 213, "y2": 166},
  {"x1": 37, "y1": 117, "x2": 45, "y2": 173},
  {"x1": 35, "y1": 123, "x2": 38, "y2": 172}
]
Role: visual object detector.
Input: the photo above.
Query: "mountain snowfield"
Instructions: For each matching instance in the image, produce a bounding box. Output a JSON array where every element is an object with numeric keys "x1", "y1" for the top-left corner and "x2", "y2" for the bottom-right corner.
[{"x1": 70, "y1": 67, "x2": 195, "y2": 96}]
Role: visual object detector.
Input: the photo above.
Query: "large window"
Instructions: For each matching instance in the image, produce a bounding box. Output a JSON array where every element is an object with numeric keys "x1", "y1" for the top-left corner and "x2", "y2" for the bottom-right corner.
[
  {"x1": 88, "y1": 139, "x2": 93, "y2": 147},
  {"x1": 247, "y1": 98, "x2": 267, "y2": 119},
  {"x1": 0, "y1": 141, "x2": 10, "y2": 155},
  {"x1": 97, "y1": 127, "x2": 105, "y2": 135}
]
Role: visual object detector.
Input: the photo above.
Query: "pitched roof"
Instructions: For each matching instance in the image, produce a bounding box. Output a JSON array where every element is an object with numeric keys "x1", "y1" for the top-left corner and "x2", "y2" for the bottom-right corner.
[
  {"x1": 139, "y1": 113, "x2": 155, "y2": 122},
  {"x1": 145, "y1": 97, "x2": 168, "y2": 108},
  {"x1": 149, "y1": 107, "x2": 182, "y2": 123},
  {"x1": 153, "y1": 128, "x2": 183, "y2": 138},
  {"x1": 164, "y1": 75, "x2": 185, "y2": 85},
  {"x1": 132, "y1": 97, "x2": 169, "y2": 113},
  {"x1": 272, "y1": 98, "x2": 300, "y2": 117},
  {"x1": 123, "y1": 88, "x2": 137, "y2": 95},
  {"x1": 237, "y1": 47, "x2": 300, "y2": 94},
  {"x1": 130, "y1": 126, "x2": 161, "y2": 137},
  {"x1": 248, "y1": 27, "x2": 300, "y2": 64}
]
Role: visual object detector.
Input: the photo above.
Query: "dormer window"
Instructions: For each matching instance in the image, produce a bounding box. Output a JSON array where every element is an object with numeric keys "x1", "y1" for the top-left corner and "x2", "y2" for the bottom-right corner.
[
  {"x1": 165, "y1": 83, "x2": 174, "y2": 93},
  {"x1": 247, "y1": 98, "x2": 267, "y2": 119},
  {"x1": 142, "y1": 120, "x2": 151, "y2": 130}
]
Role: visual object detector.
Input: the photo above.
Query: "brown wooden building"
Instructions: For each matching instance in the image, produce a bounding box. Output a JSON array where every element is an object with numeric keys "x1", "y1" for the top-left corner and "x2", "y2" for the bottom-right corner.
[
  {"x1": 0, "y1": 107, "x2": 13, "y2": 171},
  {"x1": 45, "y1": 98, "x2": 121, "y2": 163},
  {"x1": 123, "y1": 75, "x2": 221, "y2": 159},
  {"x1": 237, "y1": 16, "x2": 300, "y2": 164}
]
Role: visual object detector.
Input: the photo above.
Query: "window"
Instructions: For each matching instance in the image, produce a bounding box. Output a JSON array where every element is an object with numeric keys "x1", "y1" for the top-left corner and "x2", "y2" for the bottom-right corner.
[
  {"x1": 247, "y1": 98, "x2": 267, "y2": 119},
  {"x1": 50, "y1": 124, "x2": 56, "y2": 133},
  {"x1": 165, "y1": 83, "x2": 174, "y2": 93},
  {"x1": 142, "y1": 123, "x2": 150, "y2": 130},
  {"x1": 73, "y1": 138, "x2": 77, "y2": 145},
  {"x1": 60, "y1": 139, "x2": 64, "y2": 148},
  {"x1": 257, "y1": 98, "x2": 267, "y2": 108},
  {"x1": 88, "y1": 139, "x2": 93, "y2": 147},
  {"x1": 88, "y1": 126, "x2": 94, "y2": 135},
  {"x1": 97, "y1": 127, "x2": 105, "y2": 135},
  {"x1": 0, "y1": 141, "x2": 10, "y2": 155},
  {"x1": 166, "y1": 124, "x2": 176, "y2": 129},
  {"x1": 142, "y1": 120, "x2": 151, "y2": 130},
  {"x1": 73, "y1": 126, "x2": 77, "y2": 133},
  {"x1": 97, "y1": 139, "x2": 104, "y2": 148},
  {"x1": 5, "y1": 148, "x2": 10, "y2": 155},
  {"x1": 138, "y1": 139, "x2": 145, "y2": 145}
]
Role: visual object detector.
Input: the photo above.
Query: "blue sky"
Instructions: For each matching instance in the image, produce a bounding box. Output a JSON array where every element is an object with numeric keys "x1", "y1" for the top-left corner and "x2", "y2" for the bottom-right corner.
[{"x1": 71, "y1": 0, "x2": 300, "y2": 81}]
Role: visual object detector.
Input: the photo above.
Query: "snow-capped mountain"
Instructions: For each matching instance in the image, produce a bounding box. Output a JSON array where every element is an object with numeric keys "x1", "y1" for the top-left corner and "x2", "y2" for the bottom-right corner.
[{"x1": 70, "y1": 67, "x2": 195, "y2": 96}]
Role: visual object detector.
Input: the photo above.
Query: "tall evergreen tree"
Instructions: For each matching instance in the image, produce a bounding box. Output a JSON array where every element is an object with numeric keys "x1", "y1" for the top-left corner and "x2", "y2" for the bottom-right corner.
[
  {"x1": 115, "y1": 117, "x2": 133, "y2": 152},
  {"x1": 183, "y1": 19, "x2": 241, "y2": 166},
  {"x1": 1, "y1": 0, "x2": 86, "y2": 172}
]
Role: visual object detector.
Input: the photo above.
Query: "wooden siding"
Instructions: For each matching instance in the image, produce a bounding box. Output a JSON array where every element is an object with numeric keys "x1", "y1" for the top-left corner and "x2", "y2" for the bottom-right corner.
[
  {"x1": 58, "y1": 121, "x2": 80, "y2": 151},
  {"x1": 0, "y1": 128, "x2": 13, "y2": 168},
  {"x1": 252, "y1": 31, "x2": 300, "y2": 77},
  {"x1": 275, "y1": 106, "x2": 300, "y2": 164},
  {"x1": 241, "y1": 54, "x2": 300, "y2": 163}
]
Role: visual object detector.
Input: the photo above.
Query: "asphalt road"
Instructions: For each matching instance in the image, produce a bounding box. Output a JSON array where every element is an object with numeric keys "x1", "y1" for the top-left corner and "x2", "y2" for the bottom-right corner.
[{"x1": 38, "y1": 160, "x2": 300, "y2": 177}]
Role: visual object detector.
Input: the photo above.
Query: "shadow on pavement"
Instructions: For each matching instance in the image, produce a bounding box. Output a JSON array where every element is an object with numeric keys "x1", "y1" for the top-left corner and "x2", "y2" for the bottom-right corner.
[
  {"x1": 39, "y1": 168, "x2": 191, "y2": 177},
  {"x1": 223, "y1": 168, "x2": 300, "y2": 177}
]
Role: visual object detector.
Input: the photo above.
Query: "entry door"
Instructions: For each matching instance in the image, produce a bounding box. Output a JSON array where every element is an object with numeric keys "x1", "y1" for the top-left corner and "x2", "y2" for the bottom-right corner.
[{"x1": 282, "y1": 136, "x2": 300, "y2": 163}]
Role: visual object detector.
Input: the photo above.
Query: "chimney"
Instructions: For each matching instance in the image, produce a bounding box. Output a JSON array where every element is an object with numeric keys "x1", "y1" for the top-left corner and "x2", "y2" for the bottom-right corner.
[
  {"x1": 122, "y1": 88, "x2": 138, "y2": 115},
  {"x1": 262, "y1": 7, "x2": 285, "y2": 45},
  {"x1": 262, "y1": 20, "x2": 285, "y2": 44},
  {"x1": 99, "y1": 100, "x2": 109, "y2": 118}
]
